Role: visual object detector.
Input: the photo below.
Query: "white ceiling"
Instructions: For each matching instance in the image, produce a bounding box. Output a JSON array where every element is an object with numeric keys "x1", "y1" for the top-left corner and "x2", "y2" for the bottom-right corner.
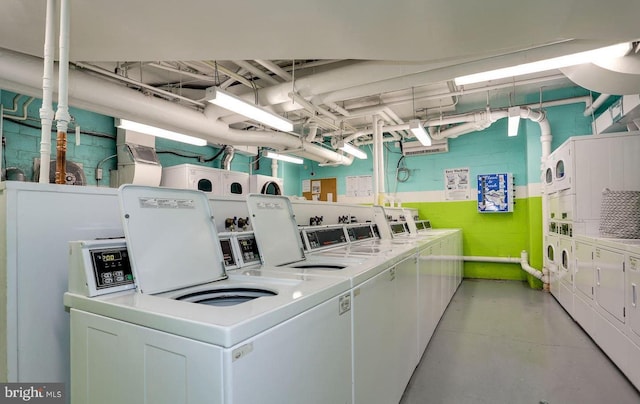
[{"x1": 0, "y1": 0, "x2": 639, "y2": 155}]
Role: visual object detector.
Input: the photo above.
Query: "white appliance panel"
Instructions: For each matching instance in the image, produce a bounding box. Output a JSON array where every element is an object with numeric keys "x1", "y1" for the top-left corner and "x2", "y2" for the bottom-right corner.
[
  {"x1": 70, "y1": 309, "x2": 223, "y2": 404},
  {"x1": 594, "y1": 246, "x2": 626, "y2": 324},
  {"x1": 225, "y1": 293, "x2": 352, "y2": 404},
  {"x1": 161, "y1": 164, "x2": 223, "y2": 195},
  {"x1": 353, "y1": 268, "x2": 397, "y2": 404},
  {"x1": 628, "y1": 255, "x2": 640, "y2": 340},
  {"x1": 1, "y1": 183, "x2": 122, "y2": 396},
  {"x1": 221, "y1": 170, "x2": 250, "y2": 196},
  {"x1": 574, "y1": 239, "x2": 594, "y2": 300}
]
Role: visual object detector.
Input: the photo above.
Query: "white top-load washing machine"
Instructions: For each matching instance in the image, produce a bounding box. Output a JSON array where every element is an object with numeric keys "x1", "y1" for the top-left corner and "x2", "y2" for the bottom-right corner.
[
  {"x1": 244, "y1": 194, "x2": 414, "y2": 287},
  {"x1": 242, "y1": 195, "x2": 422, "y2": 404},
  {"x1": 64, "y1": 185, "x2": 353, "y2": 404}
]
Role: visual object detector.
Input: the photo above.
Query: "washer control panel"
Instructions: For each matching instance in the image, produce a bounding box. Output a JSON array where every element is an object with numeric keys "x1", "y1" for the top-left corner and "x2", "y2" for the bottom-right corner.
[
  {"x1": 68, "y1": 239, "x2": 137, "y2": 297},
  {"x1": 90, "y1": 247, "x2": 134, "y2": 290},
  {"x1": 305, "y1": 226, "x2": 348, "y2": 251},
  {"x1": 347, "y1": 224, "x2": 375, "y2": 242},
  {"x1": 237, "y1": 235, "x2": 261, "y2": 265}
]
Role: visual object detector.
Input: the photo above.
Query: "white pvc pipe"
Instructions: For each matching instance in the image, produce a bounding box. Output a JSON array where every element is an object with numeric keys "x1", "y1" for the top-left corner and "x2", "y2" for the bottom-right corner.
[
  {"x1": 289, "y1": 92, "x2": 339, "y2": 121},
  {"x1": 583, "y1": 93, "x2": 610, "y2": 117},
  {"x1": 38, "y1": 0, "x2": 56, "y2": 184},
  {"x1": 255, "y1": 60, "x2": 292, "y2": 81},
  {"x1": 271, "y1": 158, "x2": 278, "y2": 178},
  {"x1": 53, "y1": 0, "x2": 71, "y2": 185},
  {"x1": 463, "y1": 251, "x2": 545, "y2": 282},
  {"x1": 377, "y1": 119, "x2": 385, "y2": 200},
  {"x1": 54, "y1": 0, "x2": 71, "y2": 131},
  {"x1": 232, "y1": 60, "x2": 280, "y2": 85},
  {"x1": 372, "y1": 115, "x2": 380, "y2": 204}
]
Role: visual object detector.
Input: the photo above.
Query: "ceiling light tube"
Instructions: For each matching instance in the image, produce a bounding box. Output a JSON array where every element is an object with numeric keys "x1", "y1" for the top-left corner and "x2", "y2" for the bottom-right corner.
[
  {"x1": 409, "y1": 119, "x2": 432, "y2": 146},
  {"x1": 263, "y1": 150, "x2": 303, "y2": 164},
  {"x1": 507, "y1": 107, "x2": 521, "y2": 137},
  {"x1": 455, "y1": 42, "x2": 631, "y2": 85},
  {"x1": 339, "y1": 142, "x2": 367, "y2": 159},
  {"x1": 206, "y1": 87, "x2": 294, "y2": 132},
  {"x1": 116, "y1": 119, "x2": 207, "y2": 146}
]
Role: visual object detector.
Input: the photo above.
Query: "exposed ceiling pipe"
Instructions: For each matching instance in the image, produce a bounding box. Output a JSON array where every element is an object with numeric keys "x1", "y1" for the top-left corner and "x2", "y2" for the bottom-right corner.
[
  {"x1": 344, "y1": 96, "x2": 586, "y2": 143},
  {"x1": 38, "y1": 0, "x2": 56, "y2": 184},
  {"x1": 0, "y1": 48, "x2": 352, "y2": 165},
  {"x1": 75, "y1": 62, "x2": 206, "y2": 108},
  {"x1": 583, "y1": 93, "x2": 610, "y2": 116},
  {"x1": 255, "y1": 60, "x2": 292, "y2": 81},
  {"x1": 247, "y1": 41, "x2": 601, "y2": 110},
  {"x1": 147, "y1": 62, "x2": 220, "y2": 84},
  {"x1": 232, "y1": 60, "x2": 280, "y2": 85},
  {"x1": 201, "y1": 60, "x2": 259, "y2": 90},
  {"x1": 219, "y1": 67, "x2": 248, "y2": 89},
  {"x1": 289, "y1": 92, "x2": 339, "y2": 121},
  {"x1": 54, "y1": 0, "x2": 71, "y2": 185}
]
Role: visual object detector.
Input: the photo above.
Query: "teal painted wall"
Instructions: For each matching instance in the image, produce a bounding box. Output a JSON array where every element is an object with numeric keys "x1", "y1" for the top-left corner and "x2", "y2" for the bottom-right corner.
[
  {"x1": 1, "y1": 90, "x2": 300, "y2": 189},
  {"x1": 295, "y1": 87, "x2": 596, "y2": 287}
]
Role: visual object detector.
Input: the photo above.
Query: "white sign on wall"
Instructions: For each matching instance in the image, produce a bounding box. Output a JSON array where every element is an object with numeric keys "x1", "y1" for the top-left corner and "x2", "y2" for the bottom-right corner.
[
  {"x1": 346, "y1": 175, "x2": 372, "y2": 197},
  {"x1": 444, "y1": 167, "x2": 471, "y2": 201}
]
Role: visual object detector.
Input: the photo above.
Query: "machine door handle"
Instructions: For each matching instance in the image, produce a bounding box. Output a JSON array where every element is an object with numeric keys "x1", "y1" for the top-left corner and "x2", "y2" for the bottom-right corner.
[
  {"x1": 633, "y1": 283, "x2": 637, "y2": 308},
  {"x1": 596, "y1": 267, "x2": 601, "y2": 286}
]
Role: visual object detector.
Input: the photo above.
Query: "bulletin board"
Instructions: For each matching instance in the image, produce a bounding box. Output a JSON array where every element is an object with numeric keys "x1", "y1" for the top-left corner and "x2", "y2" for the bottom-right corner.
[{"x1": 302, "y1": 177, "x2": 337, "y2": 202}]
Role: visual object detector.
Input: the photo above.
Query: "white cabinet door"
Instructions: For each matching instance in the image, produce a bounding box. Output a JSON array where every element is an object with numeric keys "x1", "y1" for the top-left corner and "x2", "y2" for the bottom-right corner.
[
  {"x1": 417, "y1": 241, "x2": 441, "y2": 355},
  {"x1": 595, "y1": 247, "x2": 626, "y2": 324},
  {"x1": 393, "y1": 255, "x2": 419, "y2": 403},
  {"x1": 627, "y1": 255, "x2": 640, "y2": 339},
  {"x1": 353, "y1": 267, "x2": 396, "y2": 404},
  {"x1": 575, "y1": 240, "x2": 594, "y2": 299}
]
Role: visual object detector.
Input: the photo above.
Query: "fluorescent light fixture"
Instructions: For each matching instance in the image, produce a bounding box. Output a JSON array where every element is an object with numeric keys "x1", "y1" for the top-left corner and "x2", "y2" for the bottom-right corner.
[
  {"x1": 116, "y1": 119, "x2": 207, "y2": 146},
  {"x1": 508, "y1": 107, "x2": 521, "y2": 137},
  {"x1": 263, "y1": 150, "x2": 303, "y2": 164},
  {"x1": 206, "y1": 87, "x2": 294, "y2": 132},
  {"x1": 455, "y1": 42, "x2": 631, "y2": 85},
  {"x1": 409, "y1": 119, "x2": 432, "y2": 146},
  {"x1": 339, "y1": 142, "x2": 367, "y2": 159}
]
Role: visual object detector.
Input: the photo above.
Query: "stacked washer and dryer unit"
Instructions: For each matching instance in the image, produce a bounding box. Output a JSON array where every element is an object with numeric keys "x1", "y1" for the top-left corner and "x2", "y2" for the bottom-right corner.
[
  {"x1": 543, "y1": 131, "x2": 640, "y2": 389},
  {"x1": 66, "y1": 186, "x2": 463, "y2": 404}
]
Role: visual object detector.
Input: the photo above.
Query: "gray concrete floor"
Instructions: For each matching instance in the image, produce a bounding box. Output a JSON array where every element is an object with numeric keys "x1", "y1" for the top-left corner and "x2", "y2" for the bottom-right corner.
[{"x1": 400, "y1": 279, "x2": 640, "y2": 404}]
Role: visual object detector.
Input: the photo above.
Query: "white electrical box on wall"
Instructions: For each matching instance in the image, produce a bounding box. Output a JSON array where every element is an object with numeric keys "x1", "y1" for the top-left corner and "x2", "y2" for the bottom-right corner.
[{"x1": 477, "y1": 173, "x2": 514, "y2": 213}]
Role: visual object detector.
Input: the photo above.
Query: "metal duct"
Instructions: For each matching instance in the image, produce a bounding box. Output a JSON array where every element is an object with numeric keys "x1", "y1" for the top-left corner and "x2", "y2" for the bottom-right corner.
[{"x1": 221, "y1": 146, "x2": 235, "y2": 170}]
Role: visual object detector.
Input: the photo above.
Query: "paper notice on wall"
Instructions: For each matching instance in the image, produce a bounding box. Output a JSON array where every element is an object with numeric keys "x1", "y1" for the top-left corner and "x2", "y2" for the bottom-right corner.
[
  {"x1": 311, "y1": 180, "x2": 321, "y2": 194},
  {"x1": 346, "y1": 175, "x2": 372, "y2": 197},
  {"x1": 302, "y1": 179, "x2": 311, "y2": 193},
  {"x1": 444, "y1": 167, "x2": 471, "y2": 201}
]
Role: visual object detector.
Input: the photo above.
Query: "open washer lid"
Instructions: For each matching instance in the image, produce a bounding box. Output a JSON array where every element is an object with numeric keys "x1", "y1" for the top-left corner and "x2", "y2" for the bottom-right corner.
[
  {"x1": 118, "y1": 185, "x2": 227, "y2": 294},
  {"x1": 247, "y1": 194, "x2": 305, "y2": 266}
]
